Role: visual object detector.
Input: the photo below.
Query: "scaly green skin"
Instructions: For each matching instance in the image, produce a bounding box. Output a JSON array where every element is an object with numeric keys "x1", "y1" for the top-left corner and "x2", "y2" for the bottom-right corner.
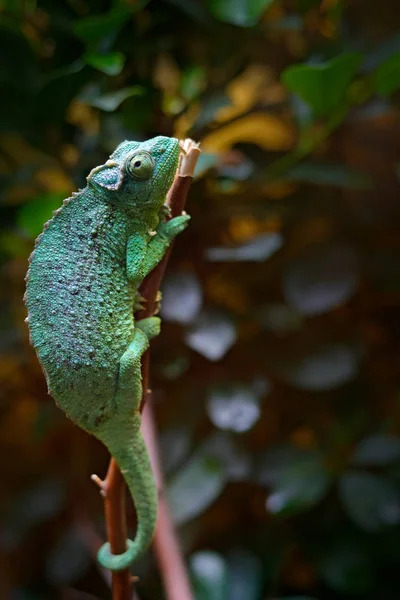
[{"x1": 24, "y1": 136, "x2": 190, "y2": 571}]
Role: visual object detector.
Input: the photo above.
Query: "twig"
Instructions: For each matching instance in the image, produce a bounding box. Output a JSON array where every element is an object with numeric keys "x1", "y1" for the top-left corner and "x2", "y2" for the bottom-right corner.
[
  {"x1": 94, "y1": 139, "x2": 200, "y2": 600},
  {"x1": 142, "y1": 400, "x2": 195, "y2": 600}
]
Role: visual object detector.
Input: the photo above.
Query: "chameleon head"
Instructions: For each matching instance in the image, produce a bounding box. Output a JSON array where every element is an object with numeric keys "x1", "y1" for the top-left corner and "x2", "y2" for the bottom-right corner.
[{"x1": 86, "y1": 136, "x2": 180, "y2": 215}]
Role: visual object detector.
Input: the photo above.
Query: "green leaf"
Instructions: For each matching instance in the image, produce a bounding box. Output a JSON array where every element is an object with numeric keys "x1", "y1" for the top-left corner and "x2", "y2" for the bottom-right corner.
[
  {"x1": 159, "y1": 427, "x2": 192, "y2": 475},
  {"x1": 282, "y1": 53, "x2": 362, "y2": 116},
  {"x1": 167, "y1": 443, "x2": 227, "y2": 525},
  {"x1": 339, "y1": 471, "x2": 400, "y2": 531},
  {"x1": 351, "y1": 434, "x2": 400, "y2": 466},
  {"x1": 260, "y1": 447, "x2": 332, "y2": 516},
  {"x1": 74, "y1": 6, "x2": 131, "y2": 44},
  {"x1": 17, "y1": 192, "x2": 67, "y2": 239},
  {"x1": 81, "y1": 86, "x2": 144, "y2": 111},
  {"x1": 227, "y1": 552, "x2": 263, "y2": 600},
  {"x1": 181, "y1": 65, "x2": 207, "y2": 101},
  {"x1": 206, "y1": 0, "x2": 275, "y2": 27},
  {"x1": 373, "y1": 52, "x2": 400, "y2": 96},
  {"x1": 319, "y1": 539, "x2": 375, "y2": 593},
  {"x1": 190, "y1": 552, "x2": 229, "y2": 600},
  {"x1": 84, "y1": 52, "x2": 125, "y2": 76},
  {"x1": 35, "y1": 62, "x2": 86, "y2": 123}
]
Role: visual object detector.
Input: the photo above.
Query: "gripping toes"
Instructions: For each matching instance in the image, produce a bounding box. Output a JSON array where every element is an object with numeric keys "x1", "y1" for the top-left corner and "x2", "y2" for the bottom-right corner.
[{"x1": 159, "y1": 213, "x2": 190, "y2": 241}]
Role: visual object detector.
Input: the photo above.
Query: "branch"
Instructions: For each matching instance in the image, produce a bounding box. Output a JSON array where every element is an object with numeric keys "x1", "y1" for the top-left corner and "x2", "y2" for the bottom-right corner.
[{"x1": 93, "y1": 139, "x2": 200, "y2": 600}]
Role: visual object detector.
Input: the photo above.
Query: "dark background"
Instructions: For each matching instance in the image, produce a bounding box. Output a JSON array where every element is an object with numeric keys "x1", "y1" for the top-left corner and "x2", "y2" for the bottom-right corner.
[{"x1": 1, "y1": 0, "x2": 400, "y2": 599}]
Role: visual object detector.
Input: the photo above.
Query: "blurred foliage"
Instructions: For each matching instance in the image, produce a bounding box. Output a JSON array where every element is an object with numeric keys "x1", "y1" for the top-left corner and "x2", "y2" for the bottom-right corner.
[{"x1": 1, "y1": 0, "x2": 400, "y2": 598}]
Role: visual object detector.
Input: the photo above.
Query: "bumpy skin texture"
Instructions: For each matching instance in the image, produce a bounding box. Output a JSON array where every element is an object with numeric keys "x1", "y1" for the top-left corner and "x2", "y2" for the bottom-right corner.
[{"x1": 24, "y1": 136, "x2": 190, "y2": 571}]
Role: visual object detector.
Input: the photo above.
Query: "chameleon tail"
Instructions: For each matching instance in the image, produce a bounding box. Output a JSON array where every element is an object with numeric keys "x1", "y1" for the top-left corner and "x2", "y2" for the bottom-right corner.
[{"x1": 96, "y1": 416, "x2": 158, "y2": 571}]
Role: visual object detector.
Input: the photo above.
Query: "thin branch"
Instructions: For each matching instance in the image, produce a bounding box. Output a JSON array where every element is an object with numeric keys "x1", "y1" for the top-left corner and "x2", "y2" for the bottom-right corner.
[
  {"x1": 142, "y1": 400, "x2": 195, "y2": 600},
  {"x1": 93, "y1": 139, "x2": 200, "y2": 600}
]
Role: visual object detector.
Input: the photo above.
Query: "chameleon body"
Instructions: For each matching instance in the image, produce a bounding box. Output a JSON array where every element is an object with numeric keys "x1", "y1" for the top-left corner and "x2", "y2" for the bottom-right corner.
[{"x1": 24, "y1": 136, "x2": 189, "y2": 571}]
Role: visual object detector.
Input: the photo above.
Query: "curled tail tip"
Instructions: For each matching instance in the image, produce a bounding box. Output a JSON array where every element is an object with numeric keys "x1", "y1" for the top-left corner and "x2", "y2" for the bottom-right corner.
[{"x1": 98, "y1": 539, "x2": 137, "y2": 571}]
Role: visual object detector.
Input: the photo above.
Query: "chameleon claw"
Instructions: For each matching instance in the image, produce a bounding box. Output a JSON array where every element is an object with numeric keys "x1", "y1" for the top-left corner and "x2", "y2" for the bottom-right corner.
[
  {"x1": 134, "y1": 294, "x2": 147, "y2": 312},
  {"x1": 151, "y1": 290, "x2": 162, "y2": 315},
  {"x1": 159, "y1": 205, "x2": 172, "y2": 220},
  {"x1": 148, "y1": 230, "x2": 157, "y2": 237}
]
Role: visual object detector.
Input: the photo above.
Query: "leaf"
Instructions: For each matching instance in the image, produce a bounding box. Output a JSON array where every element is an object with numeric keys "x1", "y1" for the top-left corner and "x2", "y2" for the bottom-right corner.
[
  {"x1": 194, "y1": 93, "x2": 232, "y2": 129},
  {"x1": 286, "y1": 162, "x2": 372, "y2": 189},
  {"x1": 84, "y1": 51, "x2": 125, "y2": 76},
  {"x1": 203, "y1": 432, "x2": 252, "y2": 481},
  {"x1": 206, "y1": 0, "x2": 275, "y2": 27},
  {"x1": 215, "y1": 65, "x2": 274, "y2": 124},
  {"x1": 339, "y1": 471, "x2": 400, "y2": 531},
  {"x1": 160, "y1": 354, "x2": 190, "y2": 380},
  {"x1": 262, "y1": 448, "x2": 331, "y2": 516},
  {"x1": 81, "y1": 86, "x2": 144, "y2": 111},
  {"x1": 185, "y1": 309, "x2": 237, "y2": 361},
  {"x1": 282, "y1": 244, "x2": 358, "y2": 316},
  {"x1": 190, "y1": 552, "x2": 229, "y2": 600},
  {"x1": 161, "y1": 271, "x2": 203, "y2": 324},
  {"x1": 167, "y1": 443, "x2": 227, "y2": 525},
  {"x1": 319, "y1": 539, "x2": 375, "y2": 593},
  {"x1": 181, "y1": 65, "x2": 207, "y2": 101},
  {"x1": 226, "y1": 552, "x2": 263, "y2": 600},
  {"x1": 73, "y1": 6, "x2": 132, "y2": 44},
  {"x1": 17, "y1": 192, "x2": 66, "y2": 239},
  {"x1": 351, "y1": 434, "x2": 400, "y2": 466},
  {"x1": 373, "y1": 52, "x2": 400, "y2": 96},
  {"x1": 165, "y1": 0, "x2": 211, "y2": 24},
  {"x1": 35, "y1": 62, "x2": 87, "y2": 123},
  {"x1": 201, "y1": 113, "x2": 294, "y2": 152},
  {"x1": 207, "y1": 383, "x2": 262, "y2": 433},
  {"x1": 206, "y1": 233, "x2": 283, "y2": 262},
  {"x1": 282, "y1": 53, "x2": 362, "y2": 116},
  {"x1": 159, "y1": 427, "x2": 192, "y2": 475},
  {"x1": 275, "y1": 344, "x2": 360, "y2": 391}
]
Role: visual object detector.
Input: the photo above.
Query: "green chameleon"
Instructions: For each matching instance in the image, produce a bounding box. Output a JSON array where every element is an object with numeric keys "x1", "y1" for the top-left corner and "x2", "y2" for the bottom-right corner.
[{"x1": 24, "y1": 136, "x2": 190, "y2": 571}]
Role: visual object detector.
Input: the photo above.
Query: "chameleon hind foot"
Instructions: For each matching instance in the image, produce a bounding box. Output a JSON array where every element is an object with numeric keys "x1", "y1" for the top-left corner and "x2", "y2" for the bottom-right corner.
[{"x1": 135, "y1": 316, "x2": 161, "y2": 341}]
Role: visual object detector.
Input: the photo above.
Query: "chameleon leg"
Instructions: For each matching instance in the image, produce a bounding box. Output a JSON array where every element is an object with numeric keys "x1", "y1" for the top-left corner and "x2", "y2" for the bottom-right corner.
[
  {"x1": 95, "y1": 328, "x2": 158, "y2": 571},
  {"x1": 135, "y1": 316, "x2": 161, "y2": 341},
  {"x1": 141, "y1": 214, "x2": 190, "y2": 279}
]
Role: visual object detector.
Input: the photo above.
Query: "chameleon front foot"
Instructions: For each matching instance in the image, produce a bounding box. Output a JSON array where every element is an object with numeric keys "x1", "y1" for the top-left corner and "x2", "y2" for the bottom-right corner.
[{"x1": 97, "y1": 539, "x2": 136, "y2": 571}]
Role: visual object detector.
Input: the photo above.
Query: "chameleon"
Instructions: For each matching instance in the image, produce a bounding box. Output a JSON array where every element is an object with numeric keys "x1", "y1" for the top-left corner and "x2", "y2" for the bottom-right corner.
[{"x1": 24, "y1": 136, "x2": 190, "y2": 571}]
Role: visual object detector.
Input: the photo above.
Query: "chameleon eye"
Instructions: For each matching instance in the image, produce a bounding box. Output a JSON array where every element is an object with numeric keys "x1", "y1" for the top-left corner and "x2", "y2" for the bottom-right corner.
[{"x1": 126, "y1": 151, "x2": 155, "y2": 180}]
